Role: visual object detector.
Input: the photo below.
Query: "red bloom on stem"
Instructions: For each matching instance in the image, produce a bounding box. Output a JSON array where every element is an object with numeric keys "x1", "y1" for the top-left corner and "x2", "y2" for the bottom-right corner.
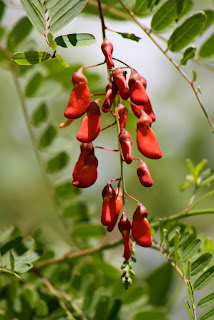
[
  {"x1": 132, "y1": 204, "x2": 152, "y2": 247},
  {"x1": 76, "y1": 100, "x2": 101, "y2": 143},
  {"x1": 107, "y1": 184, "x2": 123, "y2": 232},
  {"x1": 136, "y1": 111, "x2": 162, "y2": 159},
  {"x1": 101, "y1": 183, "x2": 116, "y2": 226},
  {"x1": 73, "y1": 143, "x2": 98, "y2": 188},
  {"x1": 116, "y1": 103, "x2": 128, "y2": 130},
  {"x1": 129, "y1": 69, "x2": 148, "y2": 105},
  {"x1": 64, "y1": 68, "x2": 91, "y2": 119},
  {"x1": 101, "y1": 38, "x2": 114, "y2": 69},
  {"x1": 137, "y1": 159, "x2": 153, "y2": 187},
  {"x1": 102, "y1": 82, "x2": 118, "y2": 113},
  {"x1": 113, "y1": 68, "x2": 129, "y2": 100},
  {"x1": 119, "y1": 128, "x2": 133, "y2": 164},
  {"x1": 118, "y1": 213, "x2": 132, "y2": 260},
  {"x1": 130, "y1": 99, "x2": 156, "y2": 122}
]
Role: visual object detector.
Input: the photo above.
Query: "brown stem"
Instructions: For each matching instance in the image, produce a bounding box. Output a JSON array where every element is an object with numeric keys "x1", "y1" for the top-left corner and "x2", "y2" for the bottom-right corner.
[
  {"x1": 97, "y1": 0, "x2": 106, "y2": 39},
  {"x1": 95, "y1": 146, "x2": 120, "y2": 152}
]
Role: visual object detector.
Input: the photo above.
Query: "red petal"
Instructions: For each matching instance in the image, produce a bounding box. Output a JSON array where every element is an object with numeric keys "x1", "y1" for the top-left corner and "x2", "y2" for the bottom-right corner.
[
  {"x1": 117, "y1": 103, "x2": 128, "y2": 129},
  {"x1": 122, "y1": 232, "x2": 131, "y2": 260},
  {"x1": 73, "y1": 166, "x2": 97, "y2": 188},
  {"x1": 121, "y1": 141, "x2": 133, "y2": 164},
  {"x1": 131, "y1": 99, "x2": 156, "y2": 121},
  {"x1": 136, "y1": 125, "x2": 162, "y2": 159},
  {"x1": 107, "y1": 186, "x2": 123, "y2": 232},
  {"x1": 129, "y1": 81, "x2": 148, "y2": 105},
  {"x1": 132, "y1": 218, "x2": 152, "y2": 247},
  {"x1": 76, "y1": 113, "x2": 101, "y2": 143},
  {"x1": 101, "y1": 197, "x2": 116, "y2": 226},
  {"x1": 64, "y1": 84, "x2": 90, "y2": 119}
]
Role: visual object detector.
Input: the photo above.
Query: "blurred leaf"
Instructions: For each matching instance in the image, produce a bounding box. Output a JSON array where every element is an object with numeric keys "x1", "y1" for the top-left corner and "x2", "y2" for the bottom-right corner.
[
  {"x1": 31, "y1": 102, "x2": 49, "y2": 127},
  {"x1": 55, "y1": 181, "x2": 80, "y2": 200},
  {"x1": 63, "y1": 202, "x2": 89, "y2": 221},
  {"x1": 0, "y1": 226, "x2": 14, "y2": 245},
  {"x1": 55, "y1": 33, "x2": 96, "y2": 47},
  {"x1": 12, "y1": 51, "x2": 51, "y2": 65},
  {"x1": 25, "y1": 72, "x2": 43, "y2": 97},
  {"x1": 35, "y1": 79, "x2": 62, "y2": 98},
  {"x1": 147, "y1": 263, "x2": 173, "y2": 306},
  {"x1": 179, "y1": 181, "x2": 191, "y2": 191},
  {"x1": 180, "y1": 46, "x2": 196, "y2": 65},
  {"x1": 93, "y1": 295, "x2": 110, "y2": 320},
  {"x1": 0, "y1": 26, "x2": 5, "y2": 41},
  {"x1": 199, "y1": 33, "x2": 214, "y2": 59},
  {"x1": 194, "y1": 265, "x2": 214, "y2": 290},
  {"x1": 35, "y1": 300, "x2": 49, "y2": 316},
  {"x1": 192, "y1": 70, "x2": 197, "y2": 82},
  {"x1": 181, "y1": 239, "x2": 201, "y2": 262},
  {"x1": 55, "y1": 54, "x2": 69, "y2": 67},
  {"x1": 46, "y1": 152, "x2": 70, "y2": 174},
  {"x1": 0, "y1": 47, "x2": 8, "y2": 63},
  {"x1": 116, "y1": 32, "x2": 141, "y2": 42},
  {"x1": 174, "y1": 229, "x2": 179, "y2": 264},
  {"x1": 0, "y1": 0, "x2": 5, "y2": 22},
  {"x1": 10, "y1": 251, "x2": 15, "y2": 273},
  {"x1": 1, "y1": 236, "x2": 23, "y2": 255},
  {"x1": 47, "y1": 32, "x2": 57, "y2": 51},
  {"x1": 198, "y1": 292, "x2": 214, "y2": 308},
  {"x1": 200, "y1": 308, "x2": 214, "y2": 320},
  {"x1": 82, "y1": 277, "x2": 97, "y2": 311},
  {"x1": 49, "y1": 0, "x2": 88, "y2": 33},
  {"x1": 135, "y1": 0, "x2": 159, "y2": 15},
  {"x1": 168, "y1": 11, "x2": 207, "y2": 52},
  {"x1": 203, "y1": 238, "x2": 214, "y2": 253},
  {"x1": 195, "y1": 159, "x2": 207, "y2": 177},
  {"x1": 185, "y1": 300, "x2": 194, "y2": 320},
  {"x1": 7, "y1": 17, "x2": 33, "y2": 52},
  {"x1": 119, "y1": 285, "x2": 146, "y2": 304},
  {"x1": 200, "y1": 9, "x2": 214, "y2": 34},
  {"x1": 39, "y1": 124, "x2": 58, "y2": 148},
  {"x1": 72, "y1": 224, "x2": 105, "y2": 238},
  {"x1": 134, "y1": 310, "x2": 168, "y2": 320},
  {"x1": 191, "y1": 252, "x2": 213, "y2": 276},
  {"x1": 186, "y1": 159, "x2": 197, "y2": 183},
  {"x1": 107, "y1": 299, "x2": 122, "y2": 320},
  {"x1": 201, "y1": 174, "x2": 214, "y2": 187},
  {"x1": 20, "y1": 0, "x2": 45, "y2": 34}
]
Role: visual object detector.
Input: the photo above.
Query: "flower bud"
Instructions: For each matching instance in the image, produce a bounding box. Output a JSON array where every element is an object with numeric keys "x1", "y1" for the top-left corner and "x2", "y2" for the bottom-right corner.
[
  {"x1": 101, "y1": 38, "x2": 114, "y2": 69},
  {"x1": 137, "y1": 160, "x2": 153, "y2": 187},
  {"x1": 72, "y1": 67, "x2": 88, "y2": 86},
  {"x1": 119, "y1": 128, "x2": 133, "y2": 164},
  {"x1": 76, "y1": 100, "x2": 101, "y2": 143},
  {"x1": 101, "y1": 183, "x2": 116, "y2": 226},
  {"x1": 116, "y1": 103, "x2": 128, "y2": 130},
  {"x1": 129, "y1": 69, "x2": 148, "y2": 105},
  {"x1": 112, "y1": 68, "x2": 129, "y2": 100},
  {"x1": 132, "y1": 205, "x2": 152, "y2": 247},
  {"x1": 107, "y1": 185, "x2": 123, "y2": 232},
  {"x1": 118, "y1": 213, "x2": 132, "y2": 260},
  {"x1": 102, "y1": 82, "x2": 118, "y2": 113}
]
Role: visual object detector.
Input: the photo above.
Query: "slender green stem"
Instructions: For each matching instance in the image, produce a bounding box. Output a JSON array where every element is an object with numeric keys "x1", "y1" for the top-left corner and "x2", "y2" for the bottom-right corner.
[{"x1": 191, "y1": 190, "x2": 214, "y2": 210}]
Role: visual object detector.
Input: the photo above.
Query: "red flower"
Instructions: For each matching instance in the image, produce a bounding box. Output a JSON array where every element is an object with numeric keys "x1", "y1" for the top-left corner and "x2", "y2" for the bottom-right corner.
[
  {"x1": 107, "y1": 184, "x2": 123, "y2": 232},
  {"x1": 118, "y1": 213, "x2": 132, "y2": 260},
  {"x1": 112, "y1": 68, "x2": 129, "y2": 100},
  {"x1": 76, "y1": 100, "x2": 101, "y2": 143},
  {"x1": 101, "y1": 183, "x2": 116, "y2": 226},
  {"x1": 130, "y1": 99, "x2": 156, "y2": 122},
  {"x1": 132, "y1": 204, "x2": 152, "y2": 247},
  {"x1": 129, "y1": 69, "x2": 148, "y2": 105},
  {"x1": 137, "y1": 159, "x2": 153, "y2": 187},
  {"x1": 119, "y1": 128, "x2": 133, "y2": 164},
  {"x1": 64, "y1": 68, "x2": 91, "y2": 119},
  {"x1": 116, "y1": 103, "x2": 128, "y2": 130},
  {"x1": 102, "y1": 82, "x2": 118, "y2": 113},
  {"x1": 101, "y1": 38, "x2": 114, "y2": 69}
]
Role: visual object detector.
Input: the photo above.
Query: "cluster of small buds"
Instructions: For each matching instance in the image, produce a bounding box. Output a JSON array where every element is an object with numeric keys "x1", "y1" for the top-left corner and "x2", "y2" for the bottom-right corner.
[{"x1": 60, "y1": 37, "x2": 162, "y2": 268}]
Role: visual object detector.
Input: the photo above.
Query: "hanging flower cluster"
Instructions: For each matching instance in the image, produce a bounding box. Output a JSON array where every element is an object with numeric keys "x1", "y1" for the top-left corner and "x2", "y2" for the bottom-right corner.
[{"x1": 60, "y1": 37, "x2": 162, "y2": 265}]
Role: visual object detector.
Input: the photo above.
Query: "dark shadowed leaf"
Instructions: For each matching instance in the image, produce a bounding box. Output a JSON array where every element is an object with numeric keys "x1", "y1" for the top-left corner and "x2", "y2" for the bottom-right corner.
[
  {"x1": 135, "y1": 0, "x2": 159, "y2": 15},
  {"x1": 107, "y1": 299, "x2": 122, "y2": 320},
  {"x1": 198, "y1": 292, "x2": 214, "y2": 308},
  {"x1": 46, "y1": 152, "x2": 70, "y2": 174},
  {"x1": 63, "y1": 202, "x2": 89, "y2": 221},
  {"x1": 55, "y1": 33, "x2": 96, "y2": 47},
  {"x1": 39, "y1": 124, "x2": 57, "y2": 148},
  {"x1": 35, "y1": 300, "x2": 49, "y2": 316},
  {"x1": 0, "y1": 0, "x2": 5, "y2": 22},
  {"x1": 116, "y1": 32, "x2": 141, "y2": 42},
  {"x1": 200, "y1": 308, "x2": 214, "y2": 320},
  {"x1": 134, "y1": 310, "x2": 168, "y2": 320},
  {"x1": 20, "y1": 0, "x2": 45, "y2": 34},
  {"x1": 31, "y1": 102, "x2": 49, "y2": 127},
  {"x1": 191, "y1": 252, "x2": 213, "y2": 276},
  {"x1": 181, "y1": 239, "x2": 201, "y2": 262},
  {"x1": 72, "y1": 224, "x2": 105, "y2": 238},
  {"x1": 12, "y1": 51, "x2": 51, "y2": 65},
  {"x1": 7, "y1": 17, "x2": 33, "y2": 52},
  {"x1": 25, "y1": 72, "x2": 43, "y2": 97},
  {"x1": 168, "y1": 11, "x2": 207, "y2": 52},
  {"x1": 194, "y1": 265, "x2": 214, "y2": 290},
  {"x1": 93, "y1": 295, "x2": 110, "y2": 320},
  {"x1": 0, "y1": 226, "x2": 14, "y2": 245},
  {"x1": 180, "y1": 46, "x2": 196, "y2": 65},
  {"x1": 55, "y1": 181, "x2": 80, "y2": 200},
  {"x1": 199, "y1": 33, "x2": 214, "y2": 59}
]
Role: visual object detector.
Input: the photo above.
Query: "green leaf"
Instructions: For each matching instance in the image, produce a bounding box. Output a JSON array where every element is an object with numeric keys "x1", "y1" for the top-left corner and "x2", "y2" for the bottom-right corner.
[
  {"x1": 168, "y1": 11, "x2": 207, "y2": 52},
  {"x1": 195, "y1": 159, "x2": 207, "y2": 177},
  {"x1": 55, "y1": 33, "x2": 96, "y2": 47},
  {"x1": 194, "y1": 265, "x2": 214, "y2": 291},
  {"x1": 180, "y1": 46, "x2": 196, "y2": 65},
  {"x1": 192, "y1": 70, "x2": 197, "y2": 82},
  {"x1": 159, "y1": 218, "x2": 164, "y2": 245},
  {"x1": 186, "y1": 159, "x2": 197, "y2": 184},
  {"x1": 31, "y1": 102, "x2": 49, "y2": 127},
  {"x1": 93, "y1": 295, "x2": 110, "y2": 320},
  {"x1": 0, "y1": 25, "x2": 5, "y2": 41},
  {"x1": 107, "y1": 299, "x2": 121, "y2": 320},
  {"x1": 0, "y1": 0, "x2": 6, "y2": 22},
  {"x1": 63, "y1": 202, "x2": 89, "y2": 221},
  {"x1": 174, "y1": 230, "x2": 179, "y2": 264},
  {"x1": 14, "y1": 250, "x2": 43, "y2": 273},
  {"x1": 39, "y1": 124, "x2": 57, "y2": 148},
  {"x1": 55, "y1": 181, "x2": 80, "y2": 200},
  {"x1": 12, "y1": 51, "x2": 51, "y2": 65},
  {"x1": 55, "y1": 54, "x2": 69, "y2": 67},
  {"x1": 200, "y1": 308, "x2": 214, "y2": 320},
  {"x1": 135, "y1": 0, "x2": 158, "y2": 15},
  {"x1": 10, "y1": 251, "x2": 15, "y2": 273},
  {"x1": 199, "y1": 33, "x2": 214, "y2": 59},
  {"x1": 134, "y1": 310, "x2": 168, "y2": 320},
  {"x1": 198, "y1": 292, "x2": 214, "y2": 308},
  {"x1": 46, "y1": 152, "x2": 70, "y2": 174},
  {"x1": 115, "y1": 32, "x2": 141, "y2": 42},
  {"x1": 34, "y1": 79, "x2": 62, "y2": 98},
  {"x1": 181, "y1": 239, "x2": 201, "y2": 263},
  {"x1": 0, "y1": 226, "x2": 14, "y2": 245},
  {"x1": 35, "y1": 300, "x2": 49, "y2": 316},
  {"x1": 7, "y1": 17, "x2": 33, "y2": 52},
  {"x1": 72, "y1": 224, "x2": 105, "y2": 238},
  {"x1": 201, "y1": 174, "x2": 214, "y2": 187},
  {"x1": 200, "y1": 9, "x2": 214, "y2": 35},
  {"x1": 47, "y1": 32, "x2": 57, "y2": 51},
  {"x1": 185, "y1": 300, "x2": 194, "y2": 320},
  {"x1": 151, "y1": 0, "x2": 189, "y2": 32},
  {"x1": 25, "y1": 72, "x2": 43, "y2": 97},
  {"x1": 191, "y1": 252, "x2": 213, "y2": 276},
  {"x1": 20, "y1": 0, "x2": 45, "y2": 34},
  {"x1": 179, "y1": 181, "x2": 190, "y2": 191},
  {"x1": 49, "y1": 0, "x2": 88, "y2": 34}
]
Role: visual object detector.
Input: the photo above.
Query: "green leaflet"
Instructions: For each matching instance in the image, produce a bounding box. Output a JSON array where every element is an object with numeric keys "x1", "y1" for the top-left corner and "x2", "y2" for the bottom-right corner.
[
  {"x1": 7, "y1": 17, "x2": 33, "y2": 52},
  {"x1": 198, "y1": 292, "x2": 214, "y2": 308},
  {"x1": 180, "y1": 46, "x2": 196, "y2": 65},
  {"x1": 55, "y1": 33, "x2": 96, "y2": 47},
  {"x1": 55, "y1": 181, "x2": 80, "y2": 200},
  {"x1": 12, "y1": 51, "x2": 51, "y2": 65},
  {"x1": 39, "y1": 124, "x2": 58, "y2": 148},
  {"x1": 191, "y1": 252, "x2": 213, "y2": 276},
  {"x1": 181, "y1": 238, "x2": 201, "y2": 262},
  {"x1": 20, "y1": 0, "x2": 45, "y2": 34},
  {"x1": 31, "y1": 102, "x2": 49, "y2": 127},
  {"x1": 200, "y1": 308, "x2": 214, "y2": 320},
  {"x1": 194, "y1": 265, "x2": 214, "y2": 291},
  {"x1": 168, "y1": 11, "x2": 207, "y2": 52},
  {"x1": 199, "y1": 33, "x2": 214, "y2": 59},
  {"x1": 46, "y1": 152, "x2": 70, "y2": 174}
]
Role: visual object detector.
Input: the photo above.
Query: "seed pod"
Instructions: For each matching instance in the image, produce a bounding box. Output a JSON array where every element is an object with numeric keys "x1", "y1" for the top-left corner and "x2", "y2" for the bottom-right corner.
[
  {"x1": 77, "y1": 100, "x2": 101, "y2": 143},
  {"x1": 132, "y1": 204, "x2": 152, "y2": 247},
  {"x1": 116, "y1": 103, "x2": 128, "y2": 130},
  {"x1": 64, "y1": 68, "x2": 90, "y2": 119},
  {"x1": 107, "y1": 185, "x2": 123, "y2": 232},
  {"x1": 129, "y1": 69, "x2": 148, "y2": 105},
  {"x1": 112, "y1": 68, "x2": 129, "y2": 100},
  {"x1": 102, "y1": 82, "x2": 118, "y2": 113},
  {"x1": 130, "y1": 99, "x2": 156, "y2": 122},
  {"x1": 101, "y1": 38, "x2": 114, "y2": 69},
  {"x1": 137, "y1": 159, "x2": 153, "y2": 187},
  {"x1": 119, "y1": 128, "x2": 133, "y2": 164},
  {"x1": 101, "y1": 183, "x2": 116, "y2": 226},
  {"x1": 118, "y1": 213, "x2": 132, "y2": 260}
]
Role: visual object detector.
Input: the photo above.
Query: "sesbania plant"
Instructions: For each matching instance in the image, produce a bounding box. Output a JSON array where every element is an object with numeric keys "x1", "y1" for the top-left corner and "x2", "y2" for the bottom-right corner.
[{"x1": 0, "y1": 0, "x2": 214, "y2": 319}]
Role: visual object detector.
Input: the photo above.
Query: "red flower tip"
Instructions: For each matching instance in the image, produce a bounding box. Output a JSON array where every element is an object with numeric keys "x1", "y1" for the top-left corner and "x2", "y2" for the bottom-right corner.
[
  {"x1": 133, "y1": 203, "x2": 148, "y2": 220},
  {"x1": 136, "y1": 124, "x2": 162, "y2": 159},
  {"x1": 132, "y1": 218, "x2": 152, "y2": 247},
  {"x1": 118, "y1": 213, "x2": 132, "y2": 260},
  {"x1": 107, "y1": 185, "x2": 123, "y2": 232},
  {"x1": 112, "y1": 68, "x2": 129, "y2": 100},
  {"x1": 131, "y1": 99, "x2": 156, "y2": 122},
  {"x1": 102, "y1": 82, "x2": 118, "y2": 113},
  {"x1": 137, "y1": 160, "x2": 153, "y2": 187},
  {"x1": 101, "y1": 38, "x2": 114, "y2": 69},
  {"x1": 101, "y1": 183, "x2": 116, "y2": 226},
  {"x1": 119, "y1": 128, "x2": 133, "y2": 164},
  {"x1": 72, "y1": 67, "x2": 88, "y2": 86},
  {"x1": 116, "y1": 103, "x2": 128, "y2": 130},
  {"x1": 129, "y1": 69, "x2": 147, "y2": 89},
  {"x1": 129, "y1": 70, "x2": 148, "y2": 105},
  {"x1": 76, "y1": 101, "x2": 101, "y2": 143}
]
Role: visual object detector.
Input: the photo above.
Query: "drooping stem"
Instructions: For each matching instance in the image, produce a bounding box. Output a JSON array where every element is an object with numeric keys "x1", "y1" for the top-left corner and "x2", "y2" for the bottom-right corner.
[{"x1": 97, "y1": 0, "x2": 106, "y2": 39}]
